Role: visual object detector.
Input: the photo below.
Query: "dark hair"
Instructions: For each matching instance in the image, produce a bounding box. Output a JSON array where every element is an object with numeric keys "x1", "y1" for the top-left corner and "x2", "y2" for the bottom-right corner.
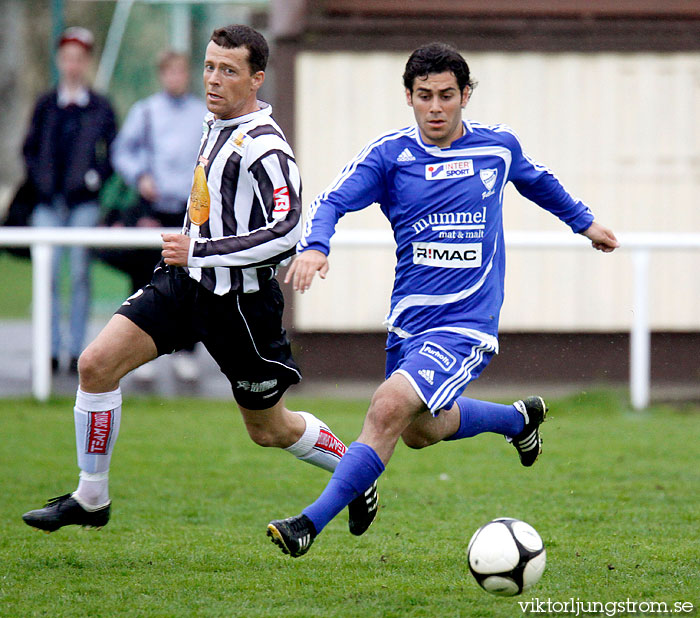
[
  {"x1": 210, "y1": 24, "x2": 269, "y2": 74},
  {"x1": 403, "y1": 43, "x2": 475, "y2": 93}
]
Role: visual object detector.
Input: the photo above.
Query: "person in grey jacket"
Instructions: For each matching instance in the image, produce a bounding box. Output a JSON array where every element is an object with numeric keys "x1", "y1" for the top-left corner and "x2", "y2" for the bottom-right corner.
[{"x1": 110, "y1": 50, "x2": 207, "y2": 380}]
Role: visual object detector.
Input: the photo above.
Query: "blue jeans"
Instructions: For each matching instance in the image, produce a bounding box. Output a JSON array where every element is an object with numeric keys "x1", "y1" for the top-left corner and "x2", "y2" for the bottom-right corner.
[{"x1": 31, "y1": 197, "x2": 101, "y2": 360}]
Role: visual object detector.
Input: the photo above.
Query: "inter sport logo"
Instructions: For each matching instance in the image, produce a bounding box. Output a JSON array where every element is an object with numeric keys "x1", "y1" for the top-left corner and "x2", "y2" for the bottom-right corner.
[{"x1": 425, "y1": 159, "x2": 474, "y2": 180}]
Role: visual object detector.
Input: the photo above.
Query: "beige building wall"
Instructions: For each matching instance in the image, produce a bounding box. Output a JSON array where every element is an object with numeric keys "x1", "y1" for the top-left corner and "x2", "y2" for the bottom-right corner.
[{"x1": 293, "y1": 51, "x2": 700, "y2": 332}]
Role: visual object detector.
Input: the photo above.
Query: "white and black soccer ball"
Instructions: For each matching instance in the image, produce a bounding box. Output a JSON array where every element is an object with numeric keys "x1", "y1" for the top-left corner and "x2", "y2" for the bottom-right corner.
[{"x1": 467, "y1": 517, "x2": 546, "y2": 596}]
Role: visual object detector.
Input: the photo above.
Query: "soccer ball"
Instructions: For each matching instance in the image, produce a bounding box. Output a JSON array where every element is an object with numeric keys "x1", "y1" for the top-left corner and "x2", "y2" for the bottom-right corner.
[{"x1": 467, "y1": 517, "x2": 546, "y2": 596}]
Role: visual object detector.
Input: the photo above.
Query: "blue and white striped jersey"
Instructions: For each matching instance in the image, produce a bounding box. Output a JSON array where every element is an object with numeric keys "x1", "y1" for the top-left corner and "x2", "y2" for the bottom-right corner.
[{"x1": 300, "y1": 120, "x2": 594, "y2": 347}]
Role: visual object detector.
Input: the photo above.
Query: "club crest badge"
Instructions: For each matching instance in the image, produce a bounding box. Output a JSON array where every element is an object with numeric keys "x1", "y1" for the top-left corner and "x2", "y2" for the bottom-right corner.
[{"x1": 480, "y1": 168, "x2": 498, "y2": 198}]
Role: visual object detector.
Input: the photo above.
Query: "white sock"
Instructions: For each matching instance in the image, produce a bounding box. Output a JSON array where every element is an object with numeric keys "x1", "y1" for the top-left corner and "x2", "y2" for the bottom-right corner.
[
  {"x1": 284, "y1": 411, "x2": 347, "y2": 473},
  {"x1": 73, "y1": 388, "x2": 121, "y2": 507},
  {"x1": 74, "y1": 471, "x2": 110, "y2": 510}
]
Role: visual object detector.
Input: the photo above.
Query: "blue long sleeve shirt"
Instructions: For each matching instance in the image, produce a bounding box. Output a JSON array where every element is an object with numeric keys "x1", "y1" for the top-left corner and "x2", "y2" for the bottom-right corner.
[{"x1": 300, "y1": 120, "x2": 594, "y2": 348}]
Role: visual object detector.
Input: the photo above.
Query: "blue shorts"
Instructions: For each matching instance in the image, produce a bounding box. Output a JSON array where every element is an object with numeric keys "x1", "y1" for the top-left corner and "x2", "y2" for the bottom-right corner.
[{"x1": 386, "y1": 330, "x2": 497, "y2": 415}]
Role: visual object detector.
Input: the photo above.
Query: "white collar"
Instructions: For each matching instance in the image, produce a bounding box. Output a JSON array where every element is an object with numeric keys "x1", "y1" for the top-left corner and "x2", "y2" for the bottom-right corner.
[
  {"x1": 57, "y1": 84, "x2": 90, "y2": 108},
  {"x1": 207, "y1": 101, "x2": 272, "y2": 128},
  {"x1": 414, "y1": 120, "x2": 472, "y2": 153}
]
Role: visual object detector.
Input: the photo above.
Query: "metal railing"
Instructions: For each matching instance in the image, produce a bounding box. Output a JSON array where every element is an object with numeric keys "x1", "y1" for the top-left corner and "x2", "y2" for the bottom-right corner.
[{"x1": 0, "y1": 226, "x2": 698, "y2": 407}]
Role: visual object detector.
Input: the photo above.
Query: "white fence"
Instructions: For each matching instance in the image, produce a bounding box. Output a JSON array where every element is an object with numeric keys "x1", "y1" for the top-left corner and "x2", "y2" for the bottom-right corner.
[{"x1": 0, "y1": 227, "x2": 698, "y2": 408}]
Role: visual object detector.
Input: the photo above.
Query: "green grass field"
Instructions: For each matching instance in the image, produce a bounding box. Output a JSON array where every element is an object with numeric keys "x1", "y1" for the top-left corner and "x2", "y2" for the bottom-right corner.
[{"x1": 1, "y1": 391, "x2": 697, "y2": 617}]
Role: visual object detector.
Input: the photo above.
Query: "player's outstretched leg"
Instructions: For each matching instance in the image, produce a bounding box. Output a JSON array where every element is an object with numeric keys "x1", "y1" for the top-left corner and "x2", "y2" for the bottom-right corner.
[
  {"x1": 280, "y1": 411, "x2": 379, "y2": 536},
  {"x1": 347, "y1": 480, "x2": 378, "y2": 536},
  {"x1": 22, "y1": 493, "x2": 110, "y2": 533},
  {"x1": 507, "y1": 396, "x2": 548, "y2": 467},
  {"x1": 268, "y1": 442, "x2": 385, "y2": 557},
  {"x1": 267, "y1": 514, "x2": 317, "y2": 557}
]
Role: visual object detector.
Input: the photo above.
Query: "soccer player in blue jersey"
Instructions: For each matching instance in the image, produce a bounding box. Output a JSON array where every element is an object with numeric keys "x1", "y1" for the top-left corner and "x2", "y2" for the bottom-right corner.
[{"x1": 267, "y1": 43, "x2": 619, "y2": 557}]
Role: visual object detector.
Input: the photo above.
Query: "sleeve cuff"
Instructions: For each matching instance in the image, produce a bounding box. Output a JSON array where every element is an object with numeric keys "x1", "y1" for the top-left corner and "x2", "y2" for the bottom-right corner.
[
  {"x1": 299, "y1": 241, "x2": 330, "y2": 256},
  {"x1": 187, "y1": 237, "x2": 196, "y2": 265},
  {"x1": 569, "y1": 208, "x2": 595, "y2": 235}
]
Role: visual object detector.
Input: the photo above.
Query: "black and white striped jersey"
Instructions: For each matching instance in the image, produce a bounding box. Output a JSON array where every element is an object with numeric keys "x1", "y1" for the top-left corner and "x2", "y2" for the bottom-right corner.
[{"x1": 183, "y1": 102, "x2": 302, "y2": 295}]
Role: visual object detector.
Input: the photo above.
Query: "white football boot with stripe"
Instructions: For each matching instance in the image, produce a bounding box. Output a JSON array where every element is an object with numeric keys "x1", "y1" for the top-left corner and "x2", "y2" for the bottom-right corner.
[{"x1": 507, "y1": 396, "x2": 548, "y2": 467}]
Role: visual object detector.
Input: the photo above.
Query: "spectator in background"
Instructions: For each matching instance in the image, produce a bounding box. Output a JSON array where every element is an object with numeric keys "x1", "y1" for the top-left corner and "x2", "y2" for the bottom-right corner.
[
  {"x1": 22, "y1": 27, "x2": 117, "y2": 374},
  {"x1": 110, "y1": 50, "x2": 207, "y2": 381}
]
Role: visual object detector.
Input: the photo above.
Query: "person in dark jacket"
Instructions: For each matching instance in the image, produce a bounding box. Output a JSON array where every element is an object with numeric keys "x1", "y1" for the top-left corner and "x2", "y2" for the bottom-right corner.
[{"x1": 22, "y1": 27, "x2": 117, "y2": 373}]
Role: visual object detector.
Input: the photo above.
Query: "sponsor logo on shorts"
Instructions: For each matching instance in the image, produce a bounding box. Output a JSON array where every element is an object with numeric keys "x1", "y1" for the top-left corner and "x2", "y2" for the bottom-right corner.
[
  {"x1": 236, "y1": 379, "x2": 278, "y2": 393},
  {"x1": 425, "y1": 159, "x2": 474, "y2": 180},
  {"x1": 121, "y1": 288, "x2": 144, "y2": 306},
  {"x1": 413, "y1": 242, "x2": 482, "y2": 268},
  {"x1": 418, "y1": 369, "x2": 435, "y2": 385},
  {"x1": 419, "y1": 342, "x2": 456, "y2": 371},
  {"x1": 315, "y1": 428, "x2": 347, "y2": 458},
  {"x1": 86, "y1": 410, "x2": 113, "y2": 454}
]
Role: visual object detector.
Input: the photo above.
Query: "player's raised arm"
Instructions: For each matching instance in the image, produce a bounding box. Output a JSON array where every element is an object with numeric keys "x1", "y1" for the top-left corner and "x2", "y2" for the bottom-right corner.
[
  {"x1": 284, "y1": 249, "x2": 329, "y2": 293},
  {"x1": 580, "y1": 221, "x2": 619, "y2": 253}
]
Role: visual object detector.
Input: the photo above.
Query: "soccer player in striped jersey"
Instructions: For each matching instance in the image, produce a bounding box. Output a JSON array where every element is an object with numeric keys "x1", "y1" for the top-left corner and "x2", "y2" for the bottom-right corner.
[
  {"x1": 22, "y1": 25, "x2": 377, "y2": 537},
  {"x1": 267, "y1": 43, "x2": 619, "y2": 557}
]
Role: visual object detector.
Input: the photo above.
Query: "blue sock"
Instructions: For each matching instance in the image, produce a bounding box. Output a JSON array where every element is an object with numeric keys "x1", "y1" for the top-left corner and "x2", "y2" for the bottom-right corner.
[
  {"x1": 302, "y1": 442, "x2": 385, "y2": 535},
  {"x1": 444, "y1": 397, "x2": 524, "y2": 441}
]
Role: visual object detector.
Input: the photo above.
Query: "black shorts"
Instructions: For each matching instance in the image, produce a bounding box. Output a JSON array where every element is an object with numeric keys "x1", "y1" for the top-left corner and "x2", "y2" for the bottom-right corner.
[{"x1": 116, "y1": 264, "x2": 301, "y2": 409}]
